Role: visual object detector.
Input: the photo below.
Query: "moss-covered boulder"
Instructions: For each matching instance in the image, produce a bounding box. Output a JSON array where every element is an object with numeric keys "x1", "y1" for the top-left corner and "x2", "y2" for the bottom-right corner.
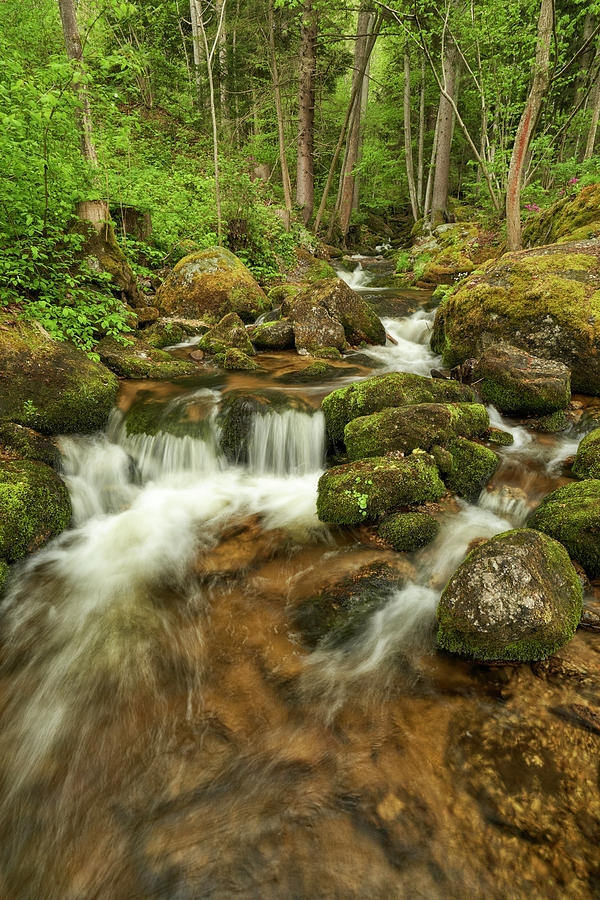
[
  {"x1": 437, "y1": 529, "x2": 582, "y2": 662},
  {"x1": 409, "y1": 222, "x2": 500, "y2": 286},
  {"x1": 294, "y1": 247, "x2": 338, "y2": 284},
  {"x1": 0, "y1": 423, "x2": 60, "y2": 468},
  {"x1": 473, "y1": 343, "x2": 570, "y2": 415},
  {"x1": 378, "y1": 511, "x2": 440, "y2": 551},
  {"x1": 523, "y1": 183, "x2": 600, "y2": 246},
  {"x1": 444, "y1": 437, "x2": 499, "y2": 501},
  {"x1": 0, "y1": 314, "x2": 118, "y2": 434},
  {"x1": 344, "y1": 402, "x2": 489, "y2": 460},
  {"x1": 322, "y1": 372, "x2": 475, "y2": 444},
  {"x1": 219, "y1": 348, "x2": 260, "y2": 371},
  {"x1": 198, "y1": 312, "x2": 256, "y2": 358},
  {"x1": 292, "y1": 279, "x2": 385, "y2": 346},
  {"x1": 0, "y1": 559, "x2": 9, "y2": 594},
  {"x1": 73, "y1": 218, "x2": 142, "y2": 306},
  {"x1": 528, "y1": 480, "x2": 600, "y2": 576},
  {"x1": 486, "y1": 427, "x2": 515, "y2": 446},
  {"x1": 572, "y1": 428, "x2": 600, "y2": 479},
  {"x1": 316, "y1": 452, "x2": 446, "y2": 525},
  {"x1": 123, "y1": 387, "x2": 221, "y2": 439},
  {"x1": 293, "y1": 561, "x2": 410, "y2": 649},
  {"x1": 96, "y1": 337, "x2": 197, "y2": 379},
  {"x1": 430, "y1": 240, "x2": 600, "y2": 394},
  {"x1": 142, "y1": 319, "x2": 187, "y2": 349},
  {"x1": 156, "y1": 247, "x2": 269, "y2": 323},
  {"x1": 292, "y1": 300, "x2": 347, "y2": 354},
  {"x1": 248, "y1": 319, "x2": 295, "y2": 350},
  {"x1": 527, "y1": 409, "x2": 569, "y2": 433},
  {"x1": 0, "y1": 459, "x2": 72, "y2": 562}
]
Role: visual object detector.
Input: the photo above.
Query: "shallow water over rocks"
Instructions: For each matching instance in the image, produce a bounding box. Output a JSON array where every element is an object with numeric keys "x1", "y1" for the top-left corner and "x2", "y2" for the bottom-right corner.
[{"x1": 0, "y1": 266, "x2": 599, "y2": 899}]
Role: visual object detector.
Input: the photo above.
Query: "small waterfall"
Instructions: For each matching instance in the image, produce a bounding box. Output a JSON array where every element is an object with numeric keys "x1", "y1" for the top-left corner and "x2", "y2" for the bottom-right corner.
[
  {"x1": 248, "y1": 409, "x2": 325, "y2": 475},
  {"x1": 335, "y1": 263, "x2": 379, "y2": 292},
  {"x1": 361, "y1": 311, "x2": 441, "y2": 375}
]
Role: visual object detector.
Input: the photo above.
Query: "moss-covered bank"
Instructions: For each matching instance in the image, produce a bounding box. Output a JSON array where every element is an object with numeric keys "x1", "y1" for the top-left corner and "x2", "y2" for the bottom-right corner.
[{"x1": 0, "y1": 459, "x2": 72, "y2": 562}]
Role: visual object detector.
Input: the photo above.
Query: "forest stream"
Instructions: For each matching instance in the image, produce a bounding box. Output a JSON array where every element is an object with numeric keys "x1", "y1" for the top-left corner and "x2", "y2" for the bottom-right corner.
[{"x1": 1, "y1": 262, "x2": 599, "y2": 899}]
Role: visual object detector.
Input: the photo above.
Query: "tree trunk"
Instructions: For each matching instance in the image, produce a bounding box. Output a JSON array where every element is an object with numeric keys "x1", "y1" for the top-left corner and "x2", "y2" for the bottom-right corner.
[
  {"x1": 506, "y1": 0, "x2": 554, "y2": 251},
  {"x1": 296, "y1": 0, "x2": 318, "y2": 225},
  {"x1": 404, "y1": 44, "x2": 419, "y2": 222},
  {"x1": 197, "y1": 0, "x2": 227, "y2": 244},
  {"x1": 430, "y1": 35, "x2": 460, "y2": 227},
  {"x1": 352, "y1": 45, "x2": 371, "y2": 213},
  {"x1": 215, "y1": 0, "x2": 227, "y2": 126},
  {"x1": 190, "y1": 0, "x2": 204, "y2": 109},
  {"x1": 417, "y1": 54, "x2": 426, "y2": 210},
  {"x1": 314, "y1": 13, "x2": 381, "y2": 237},
  {"x1": 584, "y1": 67, "x2": 600, "y2": 160},
  {"x1": 424, "y1": 105, "x2": 441, "y2": 223},
  {"x1": 268, "y1": 0, "x2": 292, "y2": 230},
  {"x1": 338, "y1": 7, "x2": 374, "y2": 241}
]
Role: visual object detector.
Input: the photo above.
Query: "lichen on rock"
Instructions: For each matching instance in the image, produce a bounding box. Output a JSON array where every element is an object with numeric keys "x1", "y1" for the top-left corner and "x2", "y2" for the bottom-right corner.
[
  {"x1": 156, "y1": 246, "x2": 269, "y2": 323},
  {"x1": 316, "y1": 452, "x2": 446, "y2": 525},
  {"x1": 437, "y1": 528, "x2": 583, "y2": 662}
]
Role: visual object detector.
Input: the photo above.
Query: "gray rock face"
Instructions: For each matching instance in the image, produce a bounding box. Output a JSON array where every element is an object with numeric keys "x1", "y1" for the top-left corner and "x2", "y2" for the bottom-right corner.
[
  {"x1": 291, "y1": 301, "x2": 347, "y2": 354},
  {"x1": 248, "y1": 319, "x2": 295, "y2": 350},
  {"x1": 436, "y1": 529, "x2": 583, "y2": 661},
  {"x1": 473, "y1": 343, "x2": 571, "y2": 415}
]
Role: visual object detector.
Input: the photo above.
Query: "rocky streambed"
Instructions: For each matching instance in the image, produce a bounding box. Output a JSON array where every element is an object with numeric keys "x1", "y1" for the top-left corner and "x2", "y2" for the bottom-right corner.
[{"x1": 0, "y1": 256, "x2": 599, "y2": 898}]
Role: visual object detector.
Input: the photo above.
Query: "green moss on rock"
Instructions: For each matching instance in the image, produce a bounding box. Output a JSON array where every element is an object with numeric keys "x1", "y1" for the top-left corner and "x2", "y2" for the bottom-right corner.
[
  {"x1": 0, "y1": 559, "x2": 9, "y2": 594},
  {"x1": 142, "y1": 320, "x2": 187, "y2": 349},
  {"x1": 444, "y1": 437, "x2": 499, "y2": 501},
  {"x1": 486, "y1": 427, "x2": 515, "y2": 446},
  {"x1": 528, "y1": 410, "x2": 569, "y2": 433},
  {"x1": 199, "y1": 312, "x2": 256, "y2": 357},
  {"x1": 378, "y1": 511, "x2": 440, "y2": 551},
  {"x1": 248, "y1": 319, "x2": 294, "y2": 350},
  {"x1": 473, "y1": 343, "x2": 571, "y2": 415},
  {"x1": 292, "y1": 279, "x2": 385, "y2": 346},
  {"x1": 430, "y1": 241, "x2": 600, "y2": 394},
  {"x1": 156, "y1": 246, "x2": 269, "y2": 323},
  {"x1": 528, "y1": 479, "x2": 600, "y2": 576},
  {"x1": 221, "y1": 348, "x2": 260, "y2": 371},
  {"x1": 0, "y1": 423, "x2": 60, "y2": 467},
  {"x1": 0, "y1": 459, "x2": 72, "y2": 562},
  {"x1": 572, "y1": 428, "x2": 600, "y2": 479},
  {"x1": 322, "y1": 372, "x2": 475, "y2": 444},
  {"x1": 0, "y1": 313, "x2": 118, "y2": 434},
  {"x1": 344, "y1": 402, "x2": 489, "y2": 460},
  {"x1": 523, "y1": 184, "x2": 600, "y2": 246},
  {"x1": 96, "y1": 336, "x2": 197, "y2": 379},
  {"x1": 316, "y1": 452, "x2": 445, "y2": 525},
  {"x1": 437, "y1": 528, "x2": 582, "y2": 662}
]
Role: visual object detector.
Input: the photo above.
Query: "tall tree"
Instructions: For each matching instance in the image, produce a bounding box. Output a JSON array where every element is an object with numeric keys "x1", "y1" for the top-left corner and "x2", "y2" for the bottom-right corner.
[
  {"x1": 430, "y1": 28, "x2": 460, "y2": 226},
  {"x1": 57, "y1": 0, "x2": 106, "y2": 227},
  {"x1": 296, "y1": 0, "x2": 318, "y2": 225},
  {"x1": 267, "y1": 0, "x2": 293, "y2": 230},
  {"x1": 506, "y1": 0, "x2": 555, "y2": 251}
]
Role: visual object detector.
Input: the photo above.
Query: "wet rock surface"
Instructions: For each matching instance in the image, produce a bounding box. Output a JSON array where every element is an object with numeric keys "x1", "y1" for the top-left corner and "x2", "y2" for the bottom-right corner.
[
  {"x1": 437, "y1": 529, "x2": 583, "y2": 661},
  {"x1": 473, "y1": 343, "x2": 571, "y2": 415}
]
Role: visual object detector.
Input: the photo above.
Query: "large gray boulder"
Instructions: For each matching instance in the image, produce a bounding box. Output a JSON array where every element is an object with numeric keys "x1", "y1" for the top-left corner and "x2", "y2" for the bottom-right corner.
[
  {"x1": 436, "y1": 529, "x2": 583, "y2": 661},
  {"x1": 473, "y1": 343, "x2": 571, "y2": 415}
]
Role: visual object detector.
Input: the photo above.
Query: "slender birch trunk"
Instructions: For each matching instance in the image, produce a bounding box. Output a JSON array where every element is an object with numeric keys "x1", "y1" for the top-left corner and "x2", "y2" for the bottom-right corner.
[
  {"x1": 506, "y1": 0, "x2": 554, "y2": 251},
  {"x1": 404, "y1": 44, "x2": 419, "y2": 222},
  {"x1": 267, "y1": 0, "x2": 292, "y2": 230},
  {"x1": 430, "y1": 35, "x2": 460, "y2": 226},
  {"x1": 296, "y1": 0, "x2": 318, "y2": 225}
]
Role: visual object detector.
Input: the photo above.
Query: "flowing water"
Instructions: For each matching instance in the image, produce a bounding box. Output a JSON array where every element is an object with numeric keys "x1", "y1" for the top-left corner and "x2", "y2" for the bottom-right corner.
[{"x1": 1, "y1": 262, "x2": 599, "y2": 899}]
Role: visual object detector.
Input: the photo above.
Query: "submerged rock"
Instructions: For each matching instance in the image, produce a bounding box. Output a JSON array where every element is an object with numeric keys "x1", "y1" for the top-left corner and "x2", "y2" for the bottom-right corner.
[
  {"x1": 473, "y1": 343, "x2": 571, "y2": 415},
  {"x1": 343, "y1": 402, "x2": 489, "y2": 460},
  {"x1": 437, "y1": 529, "x2": 583, "y2": 662},
  {"x1": 156, "y1": 246, "x2": 269, "y2": 323},
  {"x1": 96, "y1": 336, "x2": 197, "y2": 379},
  {"x1": 528, "y1": 479, "x2": 600, "y2": 576},
  {"x1": 322, "y1": 372, "x2": 475, "y2": 444},
  {"x1": 430, "y1": 240, "x2": 600, "y2": 394},
  {"x1": 444, "y1": 437, "x2": 499, "y2": 501},
  {"x1": 293, "y1": 560, "x2": 413, "y2": 649},
  {"x1": 0, "y1": 459, "x2": 72, "y2": 563},
  {"x1": 219, "y1": 348, "x2": 260, "y2": 371},
  {"x1": 0, "y1": 314, "x2": 118, "y2": 434},
  {"x1": 198, "y1": 312, "x2": 256, "y2": 357},
  {"x1": 378, "y1": 511, "x2": 440, "y2": 552},
  {"x1": 572, "y1": 427, "x2": 600, "y2": 479},
  {"x1": 317, "y1": 453, "x2": 445, "y2": 525}
]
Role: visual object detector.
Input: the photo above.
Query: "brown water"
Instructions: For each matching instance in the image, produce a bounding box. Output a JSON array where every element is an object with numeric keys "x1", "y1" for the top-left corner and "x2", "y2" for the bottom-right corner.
[{"x1": 0, "y1": 267, "x2": 599, "y2": 899}]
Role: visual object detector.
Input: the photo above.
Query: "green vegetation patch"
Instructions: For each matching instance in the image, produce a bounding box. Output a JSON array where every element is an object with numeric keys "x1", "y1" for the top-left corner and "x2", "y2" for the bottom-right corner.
[{"x1": 0, "y1": 459, "x2": 71, "y2": 562}]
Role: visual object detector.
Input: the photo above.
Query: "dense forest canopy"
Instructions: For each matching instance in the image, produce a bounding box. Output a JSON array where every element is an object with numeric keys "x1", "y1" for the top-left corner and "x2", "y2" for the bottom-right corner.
[{"x1": 1, "y1": 0, "x2": 600, "y2": 346}]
